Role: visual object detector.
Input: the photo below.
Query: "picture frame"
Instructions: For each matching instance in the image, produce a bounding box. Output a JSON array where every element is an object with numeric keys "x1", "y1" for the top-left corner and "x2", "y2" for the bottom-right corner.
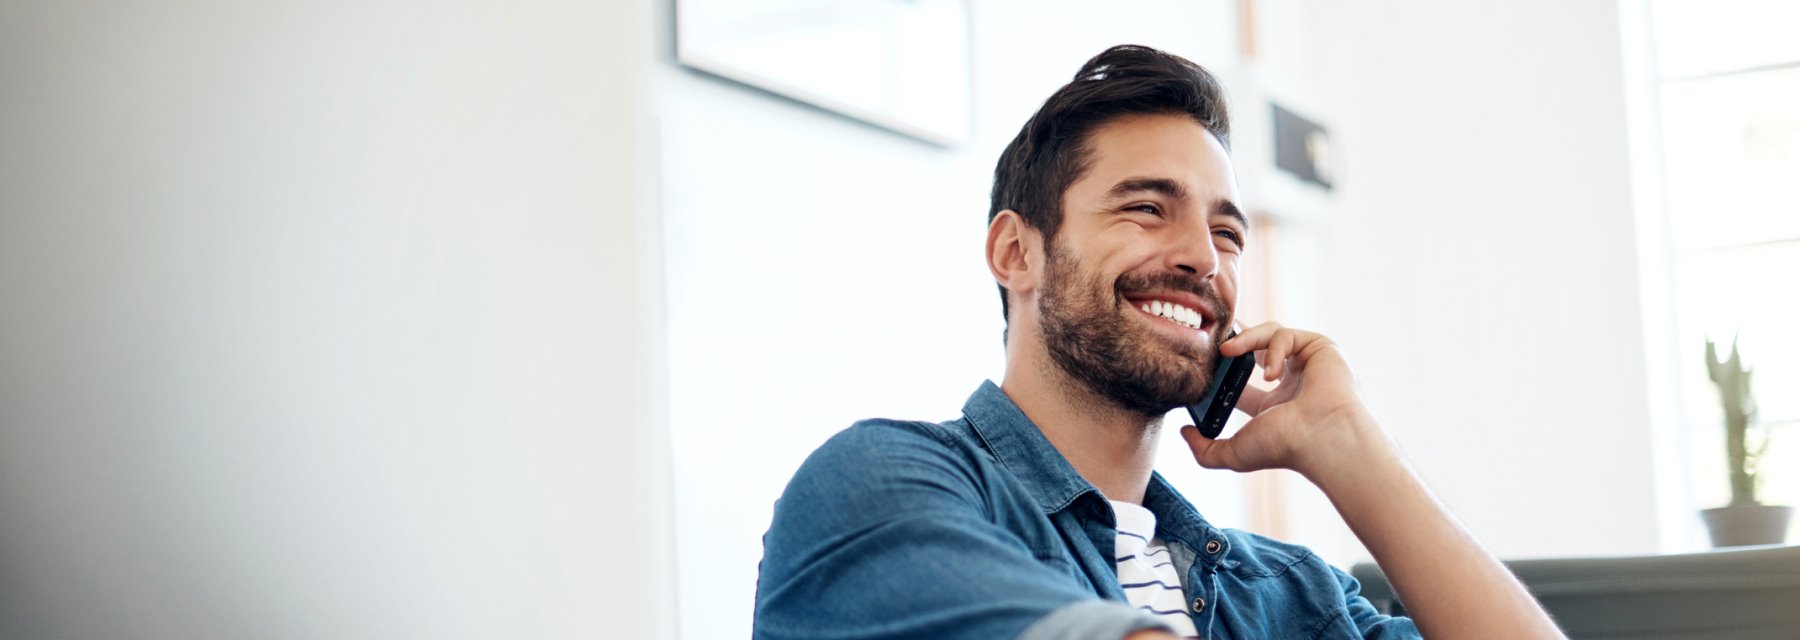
[{"x1": 675, "y1": 0, "x2": 974, "y2": 147}]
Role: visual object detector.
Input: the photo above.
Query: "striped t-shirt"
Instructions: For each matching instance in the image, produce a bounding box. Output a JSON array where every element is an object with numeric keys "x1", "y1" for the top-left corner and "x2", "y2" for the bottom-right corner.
[{"x1": 1111, "y1": 499, "x2": 1200, "y2": 638}]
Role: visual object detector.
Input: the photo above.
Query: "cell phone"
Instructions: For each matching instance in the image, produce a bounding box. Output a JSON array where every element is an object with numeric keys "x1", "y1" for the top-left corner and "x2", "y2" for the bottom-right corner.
[{"x1": 1186, "y1": 330, "x2": 1257, "y2": 439}]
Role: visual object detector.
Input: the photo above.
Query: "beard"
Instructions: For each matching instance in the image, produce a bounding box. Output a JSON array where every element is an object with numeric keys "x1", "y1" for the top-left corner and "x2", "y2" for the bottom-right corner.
[{"x1": 1037, "y1": 242, "x2": 1232, "y2": 419}]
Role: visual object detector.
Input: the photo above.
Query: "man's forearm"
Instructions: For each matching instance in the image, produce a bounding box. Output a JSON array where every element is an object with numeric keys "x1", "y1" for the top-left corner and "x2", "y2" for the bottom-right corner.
[
  {"x1": 1305, "y1": 416, "x2": 1564, "y2": 639},
  {"x1": 1122, "y1": 631, "x2": 1179, "y2": 640}
]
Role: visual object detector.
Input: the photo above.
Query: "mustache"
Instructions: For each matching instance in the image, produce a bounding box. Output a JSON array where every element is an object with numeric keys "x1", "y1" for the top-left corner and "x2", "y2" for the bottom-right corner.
[{"x1": 1115, "y1": 271, "x2": 1227, "y2": 321}]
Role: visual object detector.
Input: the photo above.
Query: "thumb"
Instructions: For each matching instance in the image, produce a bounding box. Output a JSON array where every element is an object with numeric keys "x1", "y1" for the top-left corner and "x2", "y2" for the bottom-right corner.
[{"x1": 1180, "y1": 424, "x2": 1246, "y2": 471}]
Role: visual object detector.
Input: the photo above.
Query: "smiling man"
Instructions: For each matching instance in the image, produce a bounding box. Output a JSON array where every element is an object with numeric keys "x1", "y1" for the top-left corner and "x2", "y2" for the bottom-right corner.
[{"x1": 752, "y1": 45, "x2": 1563, "y2": 640}]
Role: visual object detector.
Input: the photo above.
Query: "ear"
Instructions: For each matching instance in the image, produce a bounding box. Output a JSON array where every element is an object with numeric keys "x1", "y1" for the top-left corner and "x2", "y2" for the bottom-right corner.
[{"x1": 986, "y1": 209, "x2": 1043, "y2": 304}]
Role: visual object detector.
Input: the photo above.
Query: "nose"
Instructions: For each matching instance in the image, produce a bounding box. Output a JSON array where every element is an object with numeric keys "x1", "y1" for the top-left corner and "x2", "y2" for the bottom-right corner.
[{"x1": 1167, "y1": 221, "x2": 1220, "y2": 279}]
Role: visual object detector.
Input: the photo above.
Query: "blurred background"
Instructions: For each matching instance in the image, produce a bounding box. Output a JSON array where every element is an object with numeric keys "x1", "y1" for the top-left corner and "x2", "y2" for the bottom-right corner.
[{"x1": 2, "y1": 0, "x2": 1795, "y2": 638}]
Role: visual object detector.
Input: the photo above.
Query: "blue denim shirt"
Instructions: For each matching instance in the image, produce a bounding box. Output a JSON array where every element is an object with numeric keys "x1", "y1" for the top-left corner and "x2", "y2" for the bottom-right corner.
[{"x1": 754, "y1": 381, "x2": 1420, "y2": 640}]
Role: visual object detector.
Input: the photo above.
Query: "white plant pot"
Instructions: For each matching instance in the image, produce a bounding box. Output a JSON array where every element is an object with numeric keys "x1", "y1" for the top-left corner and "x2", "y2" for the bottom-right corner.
[{"x1": 1699, "y1": 504, "x2": 1793, "y2": 548}]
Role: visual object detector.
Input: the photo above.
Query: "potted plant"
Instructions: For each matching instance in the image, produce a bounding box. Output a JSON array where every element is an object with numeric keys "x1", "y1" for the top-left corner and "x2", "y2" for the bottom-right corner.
[{"x1": 1699, "y1": 335, "x2": 1791, "y2": 547}]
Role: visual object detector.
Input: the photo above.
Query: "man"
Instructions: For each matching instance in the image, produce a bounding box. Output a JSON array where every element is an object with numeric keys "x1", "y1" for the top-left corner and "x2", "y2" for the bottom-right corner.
[{"x1": 753, "y1": 45, "x2": 1563, "y2": 640}]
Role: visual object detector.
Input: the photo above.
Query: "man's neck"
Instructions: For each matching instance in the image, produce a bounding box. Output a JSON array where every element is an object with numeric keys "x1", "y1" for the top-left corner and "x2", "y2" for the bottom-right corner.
[{"x1": 999, "y1": 345, "x2": 1162, "y2": 506}]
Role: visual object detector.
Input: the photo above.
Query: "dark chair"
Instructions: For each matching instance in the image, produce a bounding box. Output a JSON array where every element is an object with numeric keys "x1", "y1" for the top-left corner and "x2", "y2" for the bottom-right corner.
[{"x1": 1349, "y1": 544, "x2": 1800, "y2": 639}]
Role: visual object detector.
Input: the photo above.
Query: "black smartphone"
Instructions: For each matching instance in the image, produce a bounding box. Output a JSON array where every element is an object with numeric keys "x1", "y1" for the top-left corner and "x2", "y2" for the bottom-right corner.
[{"x1": 1186, "y1": 330, "x2": 1257, "y2": 439}]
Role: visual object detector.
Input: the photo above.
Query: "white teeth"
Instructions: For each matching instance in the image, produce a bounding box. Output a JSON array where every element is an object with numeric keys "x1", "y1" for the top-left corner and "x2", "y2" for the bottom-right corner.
[{"x1": 1141, "y1": 299, "x2": 1203, "y2": 330}]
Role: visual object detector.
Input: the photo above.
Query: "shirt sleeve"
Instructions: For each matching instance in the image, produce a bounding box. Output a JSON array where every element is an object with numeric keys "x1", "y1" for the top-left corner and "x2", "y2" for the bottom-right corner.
[
  {"x1": 1017, "y1": 600, "x2": 1174, "y2": 640},
  {"x1": 753, "y1": 420, "x2": 1165, "y2": 640},
  {"x1": 1332, "y1": 566, "x2": 1422, "y2": 639}
]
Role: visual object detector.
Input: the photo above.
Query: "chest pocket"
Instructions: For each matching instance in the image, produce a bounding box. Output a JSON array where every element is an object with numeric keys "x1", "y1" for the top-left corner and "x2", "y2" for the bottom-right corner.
[{"x1": 1214, "y1": 559, "x2": 1360, "y2": 640}]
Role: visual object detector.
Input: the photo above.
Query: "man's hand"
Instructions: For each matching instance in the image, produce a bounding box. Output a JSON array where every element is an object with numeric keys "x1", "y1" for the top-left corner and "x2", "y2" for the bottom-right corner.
[
  {"x1": 1177, "y1": 322, "x2": 1566, "y2": 639},
  {"x1": 1178, "y1": 322, "x2": 1389, "y2": 484}
]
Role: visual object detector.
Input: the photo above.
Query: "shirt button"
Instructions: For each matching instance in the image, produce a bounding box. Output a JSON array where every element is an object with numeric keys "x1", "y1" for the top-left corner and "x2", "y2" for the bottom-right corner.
[
  {"x1": 1192, "y1": 596, "x2": 1206, "y2": 613},
  {"x1": 1205, "y1": 540, "x2": 1223, "y2": 554}
]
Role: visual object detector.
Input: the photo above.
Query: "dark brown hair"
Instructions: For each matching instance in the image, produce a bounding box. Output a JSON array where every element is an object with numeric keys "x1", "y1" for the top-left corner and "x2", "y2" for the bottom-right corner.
[{"x1": 988, "y1": 44, "x2": 1231, "y2": 325}]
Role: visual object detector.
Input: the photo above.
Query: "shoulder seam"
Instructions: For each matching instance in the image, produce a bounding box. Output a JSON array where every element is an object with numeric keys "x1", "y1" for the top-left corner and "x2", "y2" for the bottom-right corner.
[{"x1": 1235, "y1": 546, "x2": 1316, "y2": 579}]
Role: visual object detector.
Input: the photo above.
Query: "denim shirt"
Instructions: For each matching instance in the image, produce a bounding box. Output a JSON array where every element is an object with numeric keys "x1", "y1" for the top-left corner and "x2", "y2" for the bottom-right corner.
[{"x1": 754, "y1": 381, "x2": 1420, "y2": 640}]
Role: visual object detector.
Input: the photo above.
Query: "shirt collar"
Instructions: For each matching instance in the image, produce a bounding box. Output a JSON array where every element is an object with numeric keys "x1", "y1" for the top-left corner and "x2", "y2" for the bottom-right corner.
[
  {"x1": 960, "y1": 380, "x2": 1097, "y2": 515},
  {"x1": 960, "y1": 380, "x2": 1234, "y2": 561},
  {"x1": 1146, "y1": 470, "x2": 1232, "y2": 559}
]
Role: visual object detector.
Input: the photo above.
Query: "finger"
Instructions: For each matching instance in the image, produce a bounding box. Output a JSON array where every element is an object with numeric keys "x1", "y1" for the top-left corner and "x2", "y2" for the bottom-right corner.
[
  {"x1": 1261, "y1": 332, "x2": 1281, "y2": 381},
  {"x1": 1221, "y1": 321, "x2": 1284, "y2": 357},
  {"x1": 1267, "y1": 330, "x2": 1298, "y2": 380},
  {"x1": 1180, "y1": 425, "x2": 1246, "y2": 472}
]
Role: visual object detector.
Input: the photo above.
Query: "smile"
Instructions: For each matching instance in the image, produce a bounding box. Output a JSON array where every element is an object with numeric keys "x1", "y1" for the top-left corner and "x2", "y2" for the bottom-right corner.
[{"x1": 1135, "y1": 299, "x2": 1206, "y2": 331}]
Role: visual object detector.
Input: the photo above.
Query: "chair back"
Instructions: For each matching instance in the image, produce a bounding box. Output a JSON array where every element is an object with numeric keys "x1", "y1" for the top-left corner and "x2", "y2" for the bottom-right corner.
[{"x1": 1349, "y1": 544, "x2": 1800, "y2": 639}]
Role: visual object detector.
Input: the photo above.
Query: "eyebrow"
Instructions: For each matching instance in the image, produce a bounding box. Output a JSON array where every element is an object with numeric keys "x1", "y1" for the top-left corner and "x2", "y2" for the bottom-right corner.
[
  {"x1": 1213, "y1": 198, "x2": 1249, "y2": 231},
  {"x1": 1105, "y1": 176, "x2": 1249, "y2": 230},
  {"x1": 1105, "y1": 177, "x2": 1190, "y2": 203}
]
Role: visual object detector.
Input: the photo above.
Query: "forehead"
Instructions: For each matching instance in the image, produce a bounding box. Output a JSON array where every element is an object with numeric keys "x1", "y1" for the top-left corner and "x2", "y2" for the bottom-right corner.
[{"x1": 1067, "y1": 113, "x2": 1238, "y2": 206}]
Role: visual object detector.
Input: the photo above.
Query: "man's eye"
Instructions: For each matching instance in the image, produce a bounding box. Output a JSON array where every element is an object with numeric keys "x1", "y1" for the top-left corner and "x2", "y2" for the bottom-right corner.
[
  {"x1": 1214, "y1": 228, "x2": 1245, "y2": 248},
  {"x1": 1128, "y1": 204, "x2": 1162, "y2": 215}
]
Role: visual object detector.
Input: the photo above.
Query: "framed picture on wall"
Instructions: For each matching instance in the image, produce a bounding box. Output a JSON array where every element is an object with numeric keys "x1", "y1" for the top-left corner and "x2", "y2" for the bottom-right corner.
[{"x1": 676, "y1": 0, "x2": 973, "y2": 147}]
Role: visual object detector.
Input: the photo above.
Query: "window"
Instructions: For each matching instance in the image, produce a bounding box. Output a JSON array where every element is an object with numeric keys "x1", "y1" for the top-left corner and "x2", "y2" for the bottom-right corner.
[{"x1": 1649, "y1": 0, "x2": 1800, "y2": 525}]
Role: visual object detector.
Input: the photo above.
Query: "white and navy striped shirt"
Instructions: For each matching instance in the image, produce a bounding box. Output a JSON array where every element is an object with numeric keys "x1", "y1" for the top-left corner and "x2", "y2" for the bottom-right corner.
[{"x1": 1111, "y1": 500, "x2": 1200, "y2": 639}]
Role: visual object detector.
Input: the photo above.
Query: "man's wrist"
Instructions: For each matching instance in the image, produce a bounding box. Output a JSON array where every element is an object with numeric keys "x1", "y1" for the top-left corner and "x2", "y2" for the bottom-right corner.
[{"x1": 1294, "y1": 407, "x2": 1404, "y2": 493}]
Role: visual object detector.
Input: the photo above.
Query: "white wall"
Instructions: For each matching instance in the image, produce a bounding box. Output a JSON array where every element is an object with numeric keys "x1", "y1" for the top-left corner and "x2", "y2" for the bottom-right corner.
[
  {"x1": 660, "y1": 3, "x2": 1675, "y2": 636},
  {"x1": 655, "y1": 1, "x2": 1255, "y2": 638},
  {"x1": 1278, "y1": 0, "x2": 1664, "y2": 563},
  {"x1": 0, "y1": 1, "x2": 671, "y2": 638},
  {"x1": 0, "y1": 0, "x2": 1670, "y2": 636},
  {"x1": 0, "y1": 0, "x2": 1666, "y2": 637}
]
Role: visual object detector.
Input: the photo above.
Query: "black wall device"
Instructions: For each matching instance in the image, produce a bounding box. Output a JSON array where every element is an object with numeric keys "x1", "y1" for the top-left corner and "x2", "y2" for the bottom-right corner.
[{"x1": 1186, "y1": 332, "x2": 1257, "y2": 439}]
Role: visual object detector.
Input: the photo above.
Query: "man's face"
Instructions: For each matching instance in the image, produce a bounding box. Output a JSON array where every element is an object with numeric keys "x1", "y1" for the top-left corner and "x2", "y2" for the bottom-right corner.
[{"x1": 1035, "y1": 113, "x2": 1246, "y2": 417}]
